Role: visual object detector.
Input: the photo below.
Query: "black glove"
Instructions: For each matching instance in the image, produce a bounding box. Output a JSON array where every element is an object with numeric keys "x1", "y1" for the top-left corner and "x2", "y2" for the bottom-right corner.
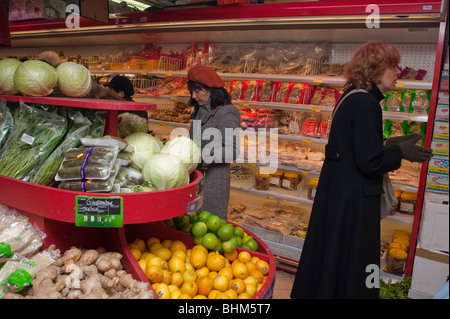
[
  {"x1": 398, "y1": 137, "x2": 433, "y2": 163},
  {"x1": 385, "y1": 133, "x2": 422, "y2": 149}
]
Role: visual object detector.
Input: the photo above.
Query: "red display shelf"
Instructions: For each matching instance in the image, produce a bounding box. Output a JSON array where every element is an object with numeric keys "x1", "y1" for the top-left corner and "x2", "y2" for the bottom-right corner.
[
  {"x1": 0, "y1": 171, "x2": 203, "y2": 224},
  {"x1": 0, "y1": 95, "x2": 155, "y2": 111}
]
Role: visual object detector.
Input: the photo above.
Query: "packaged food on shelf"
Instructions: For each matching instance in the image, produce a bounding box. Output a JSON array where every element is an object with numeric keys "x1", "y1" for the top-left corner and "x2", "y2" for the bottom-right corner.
[
  {"x1": 254, "y1": 172, "x2": 270, "y2": 190},
  {"x1": 281, "y1": 172, "x2": 300, "y2": 191},
  {"x1": 269, "y1": 170, "x2": 283, "y2": 188},
  {"x1": 385, "y1": 248, "x2": 408, "y2": 275},
  {"x1": 385, "y1": 90, "x2": 403, "y2": 112},
  {"x1": 411, "y1": 90, "x2": 430, "y2": 113},
  {"x1": 55, "y1": 146, "x2": 120, "y2": 181},
  {"x1": 307, "y1": 178, "x2": 319, "y2": 200},
  {"x1": 399, "y1": 191, "x2": 418, "y2": 215}
]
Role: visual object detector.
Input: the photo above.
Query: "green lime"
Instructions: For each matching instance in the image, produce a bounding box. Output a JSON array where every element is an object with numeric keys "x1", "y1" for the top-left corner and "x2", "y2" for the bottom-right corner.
[
  {"x1": 206, "y1": 215, "x2": 221, "y2": 232},
  {"x1": 213, "y1": 238, "x2": 222, "y2": 251},
  {"x1": 217, "y1": 223, "x2": 234, "y2": 241},
  {"x1": 192, "y1": 221, "x2": 208, "y2": 238},
  {"x1": 193, "y1": 236, "x2": 203, "y2": 245},
  {"x1": 222, "y1": 239, "x2": 237, "y2": 253},
  {"x1": 197, "y1": 210, "x2": 211, "y2": 223},
  {"x1": 202, "y1": 233, "x2": 218, "y2": 250},
  {"x1": 232, "y1": 226, "x2": 245, "y2": 238},
  {"x1": 242, "y1": 235, "x2": 253, "y2": 244},
  {"x1": 233, "y1": 235, "x2": 243, "y2": 247},
  {"x1": 245, "y1": 238, "x2": 258, "y2": 251}
]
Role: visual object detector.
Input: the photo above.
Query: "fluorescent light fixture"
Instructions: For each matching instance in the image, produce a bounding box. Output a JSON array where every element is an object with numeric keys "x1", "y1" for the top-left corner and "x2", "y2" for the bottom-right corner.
[{"x1": 110, "y1": 0, "x2": 151, "y2": 11}]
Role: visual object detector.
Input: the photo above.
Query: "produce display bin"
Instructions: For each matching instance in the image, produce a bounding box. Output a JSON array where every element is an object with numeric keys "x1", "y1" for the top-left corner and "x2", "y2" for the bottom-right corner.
[{"x1": 124, "y1": 220, "x2": 276, "y2": 299}]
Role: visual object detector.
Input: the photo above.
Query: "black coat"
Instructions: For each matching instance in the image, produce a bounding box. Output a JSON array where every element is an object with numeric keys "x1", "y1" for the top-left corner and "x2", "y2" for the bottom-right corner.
[{"x1": 291, "y1": 86, "x2": 403, "y2": 299}]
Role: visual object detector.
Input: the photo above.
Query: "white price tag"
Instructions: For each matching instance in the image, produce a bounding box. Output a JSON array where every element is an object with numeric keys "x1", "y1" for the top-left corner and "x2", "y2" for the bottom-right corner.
[{"x1": 21, "y1": 133, "x2": 34, "y2": 145}]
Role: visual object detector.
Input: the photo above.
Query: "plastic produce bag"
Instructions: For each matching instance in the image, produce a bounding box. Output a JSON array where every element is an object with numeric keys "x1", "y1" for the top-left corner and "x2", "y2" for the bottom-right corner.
[
  {"x1": 118, "y1": 112, "x2": 148, "y2": 138},
  {"x1": 28, "y1": 108, "x2": 92, "y2": 186},
  {"x1": 0, "y1": 100, "x2": 14, "y2": 149},
  {"x1": 0, "y1": 102, "x2": 67, "y2": 179}
]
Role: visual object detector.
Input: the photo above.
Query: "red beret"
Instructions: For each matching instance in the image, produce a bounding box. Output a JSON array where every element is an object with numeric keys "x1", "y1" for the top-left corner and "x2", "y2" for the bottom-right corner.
[{"x1": 187, "y1": 65, "x2": 225, "y2": 88}]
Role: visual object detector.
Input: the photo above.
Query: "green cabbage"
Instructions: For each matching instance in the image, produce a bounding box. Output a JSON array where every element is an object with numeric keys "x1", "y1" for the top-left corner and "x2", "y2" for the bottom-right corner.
[
  {"x1": 124, "y1": 132, "x2": 160, "y2": 169},
  {"x1": 56, "y1": 62, "x2": 92, "y2": 97},
  {"x1": 161, "y1": 136, "x2": 201, "y2": 174},
  {"x1": 118, "y1": 112, "x2": 148, "y2": 138},
  {"x1": 14, "y1": 60, "x2": 57, "y2": 96},
  {"x1": 142, "y1": 153, "x2": 189, "y2": 190},
  {"x1": 0, "y1": 58, "x2": 21, "y2": 95}
]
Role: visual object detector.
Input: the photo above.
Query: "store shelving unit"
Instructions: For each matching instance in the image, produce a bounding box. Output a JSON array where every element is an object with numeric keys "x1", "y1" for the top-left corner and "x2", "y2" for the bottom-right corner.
[{"x1": 2, "y1": 0, "x2": 448, "y2": 282}]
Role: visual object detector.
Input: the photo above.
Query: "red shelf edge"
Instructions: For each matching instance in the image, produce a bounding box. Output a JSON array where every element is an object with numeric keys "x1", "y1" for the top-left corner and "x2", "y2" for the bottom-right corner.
[
  {"x1": 0, "y1": 95, "x2": 156, "y2": 111},
  {"x1": 0, "y1": 170, "x2": 203, "y2": 224}
]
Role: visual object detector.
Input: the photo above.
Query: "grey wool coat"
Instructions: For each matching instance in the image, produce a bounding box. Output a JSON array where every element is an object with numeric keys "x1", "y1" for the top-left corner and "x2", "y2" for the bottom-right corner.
[{"x1": 189, "y1": 102, "x2": 241, "y2": 219}]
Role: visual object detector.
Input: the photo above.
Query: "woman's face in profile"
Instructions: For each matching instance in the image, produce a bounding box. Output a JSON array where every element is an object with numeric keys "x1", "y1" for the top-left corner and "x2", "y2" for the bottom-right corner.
[
  {"x1": 191, "y1": 88, "x2": 211, "y2": 106},
  {"x1": 377, "y1": 65, "x2": 401, "y2": 93}
]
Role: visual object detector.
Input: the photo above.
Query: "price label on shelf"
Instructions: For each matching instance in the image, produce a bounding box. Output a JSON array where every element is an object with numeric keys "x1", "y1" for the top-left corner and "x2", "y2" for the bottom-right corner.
[{"x1": 75, "y1": 196, "x2": 123, "y2": 228}]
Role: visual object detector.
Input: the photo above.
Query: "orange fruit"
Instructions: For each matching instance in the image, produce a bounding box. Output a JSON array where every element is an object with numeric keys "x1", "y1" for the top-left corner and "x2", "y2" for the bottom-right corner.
[
  {"x1": 149, "y1": 242, "x2": 163, "y2": 253},
  {"x1": 161, "y1": 239, "x2": 173, "y2": 249},
  {"x1": 196, "y1": 266, "x2": 210, "y2": 277},
  {"x1": 245, "y1": 283, "x2": 257, "y2": 297},
  {"x1": 218, "y1": 267, "x2": 234, "y2": 281},
  {"x1": 172, "y1": 249, "x2": 186, "y2": 261},
  {"x1": 206, "y1": 253, "x2": 226, "y2": 272},
  {"x1": 145, "y1": 265, "x2": 163, "y2": 284},
  {"x1": 215, "y1": 292, "x2": 230, "y2": 299},
  {"x1": 225, "y1": 288, "x2": 238, "y2": 299},
  {"x1": 256, "y1": 260, "x2": 270, "y2": 275},
  {"x1": 168, "y1": 256, "x2": 185, "y2": 274},
  {"x1": 230, "y1": 278, "x2": 246, "y2": 294},
  {"x1": 213, "y1": 274, "x2": 229, "y2": 292},
  {"x1": 138, "y1": 259, "x2": 147, "y2": 273},
  {"x1": 238, "y1": 292, "x2": 251, "y2": 299},
  {"x1": 183, "y1": 269, "x2": 198, "y2": 283},
  {"x1": 251, "y1": 256, "x2": 260, "y2": 264},
  {"x1": 192, "y1": 244, "x2": 208, "y2": 255},
  {"x1": 238, "y1": 251, "x2": 251, "y2": 263},
  {"x1": 244, "y1": 275, "x2": 257, "y2": 286},
  {"x1": 197, "y1": 276, "x2": 213, "y2": 296},
  {"x1": 245, "y1": 261, "x2": 257, "y2": 273},
  {"x1": 249, "y1": 269, "x2": 264, "y2": 283},
  {"x1": 171, "y1": 272, "x2": 184, "y2": 287},
  {"x1": 146, "y1": 236, "x2": 160, "y2": 249},
  {"x1": 154, "y1": 247, "x2": 172, "y2": 261},
  {"x1": 170, "y1": 240, "x2": 187, "y2": 253},
  {"x1": 224, "y1": 249, "x2": 238, "y2": 262},
  {"x1": 133, "y1": 238, "x2": 146, "y2": 252},
  {"x1": 162, "y1": 270, "x2": 172, "y2": 285},
  {"x1": 147, "y1": 256, "x2": 165, "y2": 268},
  {"x1": 208, "y1": 271, "x2": 218, "y2": 280},
  {"x1": 208, "y1": 289, "x2": 221, "y2": 299},
  {"x1": 153, "y1": 283, "x2": 170, "y2": 299},
  {"x1": 190, "y1": 248, "x2": 207, "y2": 269},
  {"x1": 130, "y1": 248, "x2": 141, "y2": 260},
  {"x1": 232, "y1": 261, "x2": 248, "y2": 280},
  {"x1": 180, "y1": 281, "x2": 198, "y2": 298}
]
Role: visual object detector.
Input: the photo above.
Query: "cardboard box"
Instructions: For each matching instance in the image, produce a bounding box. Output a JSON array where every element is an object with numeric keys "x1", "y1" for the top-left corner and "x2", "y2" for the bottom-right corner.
[
  {"x1": 9, "y1": 0, "x2": 66, "y2": 21},
  {"x1": 419, "y1": 192, "x2": 449, "y2": 251},
  {"x1": 426, "y1": 173, "x2": 449, "y2": 193},
  {"x1": 436, "y1": 103, "x2": 449, "y2": 121},
  {"x1": 428, "y1": 157, "x2": 449, "y2": 175},
  {"x1": 433, "y1": 120, "x2": 449, "y2": 139},
  {"x1": 410, "y1": 247, "x2": 449, "y2": 298}
]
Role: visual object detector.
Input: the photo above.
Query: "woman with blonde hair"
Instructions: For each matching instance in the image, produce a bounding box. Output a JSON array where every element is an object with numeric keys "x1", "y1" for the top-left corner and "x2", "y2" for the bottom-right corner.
[{"x1": 291, "y1": 41, "x2": 432, "y2": 299}]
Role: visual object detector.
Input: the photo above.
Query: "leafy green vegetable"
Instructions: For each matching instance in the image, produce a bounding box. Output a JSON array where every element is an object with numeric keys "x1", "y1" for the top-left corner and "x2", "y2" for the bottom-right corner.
[
  {"x1": 0, "y1": 100, "x2": 14, "y2": 149},
  {"x1": 0, "y1": 102, "x2": 67, "y2": 179},
  {"x1": 379, "y1": 277, "x2": 412, "y2": 299},
  {"x1": 29, "y1": 108, "x2": 91, "y2": 186}
]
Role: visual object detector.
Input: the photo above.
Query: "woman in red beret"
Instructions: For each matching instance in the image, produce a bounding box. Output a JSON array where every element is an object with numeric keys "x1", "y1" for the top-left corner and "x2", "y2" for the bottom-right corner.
[{"x1": 187, "y1": 66, "x2": 241, "y2": 220}]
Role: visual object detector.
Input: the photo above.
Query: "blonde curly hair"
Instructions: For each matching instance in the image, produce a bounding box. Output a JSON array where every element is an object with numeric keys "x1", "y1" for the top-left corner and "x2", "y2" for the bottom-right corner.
[{"x1": 344, "y1": 41, "x2": 400, "y2": 91}]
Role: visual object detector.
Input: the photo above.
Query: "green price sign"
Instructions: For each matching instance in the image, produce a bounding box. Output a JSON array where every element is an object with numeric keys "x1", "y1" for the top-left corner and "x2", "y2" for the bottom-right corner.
[{"x1": 75, "y1": 196, "x2": 123, "y2": 227}]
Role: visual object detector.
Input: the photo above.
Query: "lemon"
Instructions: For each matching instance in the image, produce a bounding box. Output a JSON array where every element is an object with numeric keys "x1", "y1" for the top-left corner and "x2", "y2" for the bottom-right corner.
[
  {"x1": 146, "y1": 236, "x2": 160, "y2": 249},
  {"x1": 168, "y1": 256, "x2": 186, "y2": 274},
  {"x1": 190, "y1": 248, "x2": 207, "y2": 269},
  {"x1": 171, "y1": 272, "x2": 184, "y2": 287},
  {"x1": 213, "y1": 274, "x2": 229, "y2": 292},
  {"x1": 154, "y1": 247, "x2": 172, "y2": 261},
  {"x1": 129, "y1": 248, "x2": 141, "y2": 260},
  {"x1": 133, "y1": 238, "x2": 146, "y2": 252},
  {"x1": 161, "y1": 239, "x2": 173, "y2": 249},
  {"x1": 170, "y1": 240, "x2": 187, "y2": 253},
  {"x1": 154, "y1": 283, "x2": 170, "y2": 299}
]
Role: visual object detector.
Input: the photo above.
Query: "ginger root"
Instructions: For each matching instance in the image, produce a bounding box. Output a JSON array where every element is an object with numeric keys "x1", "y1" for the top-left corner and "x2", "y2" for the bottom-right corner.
[{"x1": 4, "y1": 247, "x2": 154, "y2": 300}]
